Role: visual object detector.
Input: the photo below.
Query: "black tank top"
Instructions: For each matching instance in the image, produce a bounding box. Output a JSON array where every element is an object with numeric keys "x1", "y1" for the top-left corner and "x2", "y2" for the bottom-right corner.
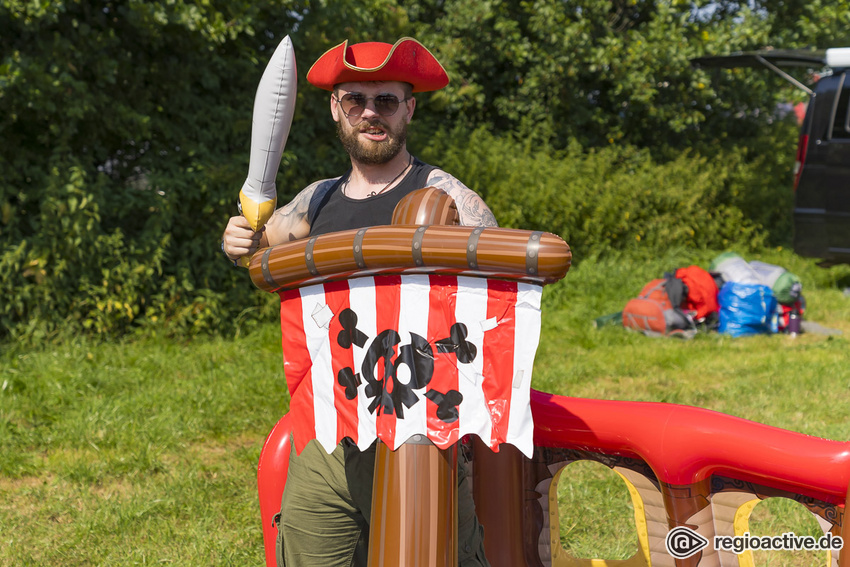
[{"x1": 307, "y1": 158, "x2": 437, "y2": 236}]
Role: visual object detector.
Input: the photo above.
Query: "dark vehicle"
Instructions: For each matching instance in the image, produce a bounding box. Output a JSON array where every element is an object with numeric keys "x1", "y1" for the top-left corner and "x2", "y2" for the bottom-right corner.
[{"x1": 693, "y1": 48, "x2": 850, "y2": 265}]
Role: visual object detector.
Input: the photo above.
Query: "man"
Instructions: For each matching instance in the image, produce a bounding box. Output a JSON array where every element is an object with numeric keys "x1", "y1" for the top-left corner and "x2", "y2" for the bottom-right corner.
[{"x1": 222, "y1": 38, "x2": 495, "y2": 567}]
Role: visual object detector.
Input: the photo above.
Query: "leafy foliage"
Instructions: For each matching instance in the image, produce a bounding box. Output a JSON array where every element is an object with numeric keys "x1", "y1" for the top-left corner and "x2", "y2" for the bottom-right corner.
[
  {"x1": 0, "y1": 0, "x2": 298, "y2": 341},
  {"x1": 408, "y1": 0, "x2": 850, "y2": 149},
  {"x1": 421, "y1": 127, "x2": 771, "y2": 259},
  {"x1": 1, "y1": 0, "x2": 847, "y2": 342}
]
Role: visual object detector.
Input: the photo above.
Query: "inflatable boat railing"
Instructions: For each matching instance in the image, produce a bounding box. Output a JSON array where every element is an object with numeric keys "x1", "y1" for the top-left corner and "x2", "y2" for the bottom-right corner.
[
  {"x1": 250, "y1": 188, "x2": 849, "y2": 567},
  {"x1": 258, "y1": 395, "x2": 850, "y2": 567}
]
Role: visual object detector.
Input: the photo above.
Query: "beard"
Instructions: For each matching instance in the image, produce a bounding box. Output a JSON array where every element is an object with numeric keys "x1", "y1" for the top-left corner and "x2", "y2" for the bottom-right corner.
[{"x1": 336, "y1": 117, "x2": 408, "y2": 165}]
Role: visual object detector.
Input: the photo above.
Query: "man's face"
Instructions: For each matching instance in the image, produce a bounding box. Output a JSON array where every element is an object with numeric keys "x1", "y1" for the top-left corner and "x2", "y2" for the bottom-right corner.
[{"x1": 332, "y1": 81, "x2": 414, "y2": 165}]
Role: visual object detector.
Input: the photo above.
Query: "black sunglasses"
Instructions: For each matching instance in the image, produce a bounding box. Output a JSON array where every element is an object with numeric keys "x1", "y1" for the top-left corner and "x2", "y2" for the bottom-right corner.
[{"x1": 333, "y1": 93, "x2": 410, "y2": 117}]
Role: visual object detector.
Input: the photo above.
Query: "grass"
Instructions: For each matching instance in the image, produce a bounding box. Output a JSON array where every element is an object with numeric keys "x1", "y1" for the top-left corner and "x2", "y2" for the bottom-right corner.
[
  {"x1": 541, "y1": 248, "x2": 850, "y2": 566},
  {"x1": 2, "y1": 247, "x2": 849, "y2": 566},
  {"x1": 1, "y1": 328, "x2": 286, "y2": 566}
]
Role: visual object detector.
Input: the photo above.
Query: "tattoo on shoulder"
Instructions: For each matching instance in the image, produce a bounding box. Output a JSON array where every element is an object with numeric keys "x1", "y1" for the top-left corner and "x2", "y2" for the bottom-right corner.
[
  {"x1": 262, "y1": 178, "x2": 339, "y2": 243},
  {"x1": 460, "y1": 198, "x2": 498, "y2": 228},
  {"x1": 272, "y1": 178, "x2": 336, "y2": 222},
  {"x1": 427, "y1": 170, "x2": 498, "y2": 228}
]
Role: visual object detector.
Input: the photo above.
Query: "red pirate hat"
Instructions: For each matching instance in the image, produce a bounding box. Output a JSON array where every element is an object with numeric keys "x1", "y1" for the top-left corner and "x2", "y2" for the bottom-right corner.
[{"x1": 307, "y1": 37, "x2": 449, "y2": 93}]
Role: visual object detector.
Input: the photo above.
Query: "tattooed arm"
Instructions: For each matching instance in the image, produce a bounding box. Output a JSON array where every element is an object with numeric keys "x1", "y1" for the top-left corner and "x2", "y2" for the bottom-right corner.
[
  {"x1": 426, "y1": 169, "x2": 498, "y2": 228},
  {"x1": 221, "y1": 178, "x2": 337, "y2": 262}
]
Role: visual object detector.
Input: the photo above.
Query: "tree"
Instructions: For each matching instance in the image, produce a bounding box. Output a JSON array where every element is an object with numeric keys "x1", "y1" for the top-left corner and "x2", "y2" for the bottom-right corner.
[
  {"x1": 0, "y1": 0, "x2": 303, "y2": 340},
  {"x1": 404, "y1": 0, "x2": 849, "y2": 150}
]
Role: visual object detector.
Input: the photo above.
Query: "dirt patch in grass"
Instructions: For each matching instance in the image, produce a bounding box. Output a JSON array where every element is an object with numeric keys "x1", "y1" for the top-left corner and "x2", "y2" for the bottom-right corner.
[{"x1": 159, "y1": 432, "x2": 264, "y2": 470}]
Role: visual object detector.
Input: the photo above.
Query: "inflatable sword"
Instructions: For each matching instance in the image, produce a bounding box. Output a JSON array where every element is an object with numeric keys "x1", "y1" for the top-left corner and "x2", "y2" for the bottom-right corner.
[{"x1": 238, "y1": 35, "x2": 297, "y2": 265}]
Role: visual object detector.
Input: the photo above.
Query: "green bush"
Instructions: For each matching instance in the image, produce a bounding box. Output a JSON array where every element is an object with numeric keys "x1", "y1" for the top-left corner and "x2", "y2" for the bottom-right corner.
[
  {"x1": 0, "y1": 158, "x2": 282, "y2": 343},
  {"x1": 419, "y1": 127, "x2": 773, "y2": 261},
  {"x1": 0, "y1": 1, "x2": 285, "y2": 344}
]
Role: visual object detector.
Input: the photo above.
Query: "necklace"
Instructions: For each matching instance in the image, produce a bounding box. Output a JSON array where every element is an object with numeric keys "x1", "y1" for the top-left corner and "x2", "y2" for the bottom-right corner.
[{"x1": 343, "y1": 154, "x2": 413, "y2": 198}]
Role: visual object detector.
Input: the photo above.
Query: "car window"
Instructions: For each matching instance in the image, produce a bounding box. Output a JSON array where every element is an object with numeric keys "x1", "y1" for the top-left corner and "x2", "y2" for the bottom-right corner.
[{"x1": 831, "y1": 73, "x2": 850, "y2": 139}]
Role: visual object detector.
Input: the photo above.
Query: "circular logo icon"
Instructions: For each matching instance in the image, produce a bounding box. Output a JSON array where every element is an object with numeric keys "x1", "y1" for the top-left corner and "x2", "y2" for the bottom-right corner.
[{"x1": 665, "y1": 526, "x2": 710, "y2": 559}]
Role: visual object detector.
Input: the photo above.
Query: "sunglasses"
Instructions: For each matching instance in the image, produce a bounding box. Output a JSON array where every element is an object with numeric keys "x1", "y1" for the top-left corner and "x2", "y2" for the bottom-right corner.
[{"x1": 333, "y1": 93, "x2": 410, "y2": 118}]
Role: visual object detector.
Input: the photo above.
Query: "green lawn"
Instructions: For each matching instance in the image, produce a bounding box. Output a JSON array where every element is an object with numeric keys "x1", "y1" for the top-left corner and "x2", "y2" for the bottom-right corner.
[
  {"x1": 1, "y1": 328, "x2": 284, "y2": 566},
  {"x1": 2, "y1": 248, "x2": 849, "y2": 566}
]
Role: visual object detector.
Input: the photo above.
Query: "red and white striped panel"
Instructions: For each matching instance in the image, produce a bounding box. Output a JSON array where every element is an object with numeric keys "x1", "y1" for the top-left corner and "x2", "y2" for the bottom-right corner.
[{"x1": 280, "y1": 275, "x2": 542, "y2": 456}]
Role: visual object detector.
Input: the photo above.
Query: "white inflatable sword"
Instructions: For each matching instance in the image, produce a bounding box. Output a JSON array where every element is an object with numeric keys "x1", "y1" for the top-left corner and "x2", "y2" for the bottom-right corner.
[{"x1": 238, "y1": 35, "x2": 297, "y2": 248}]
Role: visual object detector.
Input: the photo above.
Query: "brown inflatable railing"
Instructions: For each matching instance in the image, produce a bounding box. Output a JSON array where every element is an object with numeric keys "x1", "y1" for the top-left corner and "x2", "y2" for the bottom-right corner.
[{"x1": 248, "y1": 224, "x2": 571, "y2": 292}]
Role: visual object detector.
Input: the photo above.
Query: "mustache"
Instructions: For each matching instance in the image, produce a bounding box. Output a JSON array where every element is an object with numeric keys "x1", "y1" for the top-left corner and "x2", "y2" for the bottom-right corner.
[{"x1": 357, "y1": 118, "x2": 389, "y2": 130}]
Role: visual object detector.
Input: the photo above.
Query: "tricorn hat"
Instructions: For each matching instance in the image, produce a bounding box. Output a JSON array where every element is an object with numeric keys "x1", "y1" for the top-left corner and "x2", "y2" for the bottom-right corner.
[{"x1": 307, "y1": 37, "x2": 449, "y2": 92}]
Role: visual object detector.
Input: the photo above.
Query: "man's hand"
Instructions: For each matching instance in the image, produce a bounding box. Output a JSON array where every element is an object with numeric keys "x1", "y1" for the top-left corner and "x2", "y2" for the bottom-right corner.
[{"x1": 222, "y1": 215, "x2": 265, "y2": 263}]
